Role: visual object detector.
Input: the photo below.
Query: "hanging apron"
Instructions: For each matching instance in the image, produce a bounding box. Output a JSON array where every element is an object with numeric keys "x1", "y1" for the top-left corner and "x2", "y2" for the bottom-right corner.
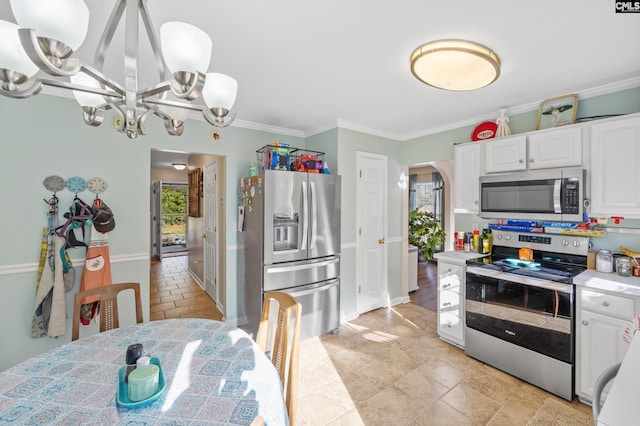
[{"x1": 79, "y1": 224, "x2": 113, "y2": 325}]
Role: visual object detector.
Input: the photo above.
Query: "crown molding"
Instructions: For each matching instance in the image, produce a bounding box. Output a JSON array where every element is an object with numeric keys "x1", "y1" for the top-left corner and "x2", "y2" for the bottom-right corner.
[{"x1": 40, "y1": 76, "x2": 640, "y2": 143}]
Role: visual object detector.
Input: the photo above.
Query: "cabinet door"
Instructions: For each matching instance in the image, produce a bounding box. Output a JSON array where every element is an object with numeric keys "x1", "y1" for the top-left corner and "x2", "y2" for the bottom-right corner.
[
  {"x1": 484, "y1": 135, "x2": 527, "y2": 173},
  {"x1": 454, "y1": 143, "x2": 480, "y2": 212},
  {"x1": 577, "y1": 309, "x2": 630, "y2": 400},
  {"x1": 437, "y1": 260, "x2": 465, "y2": 347},
  {"x1": 528, "y1": 127, "x2": 582, "y2": 170},
  {"x1": 590, "y1": 116, "x2": 640, "y2": 218}
]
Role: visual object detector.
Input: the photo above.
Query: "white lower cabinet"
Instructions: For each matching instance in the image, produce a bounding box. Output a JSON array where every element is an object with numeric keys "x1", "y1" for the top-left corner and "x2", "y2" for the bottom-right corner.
[
  {"x1": 576, "y1": 288, "x2": 635, "y2": 403},
  {"x1": 437, "y1": 261, "x2": 465, "y2": 347}
]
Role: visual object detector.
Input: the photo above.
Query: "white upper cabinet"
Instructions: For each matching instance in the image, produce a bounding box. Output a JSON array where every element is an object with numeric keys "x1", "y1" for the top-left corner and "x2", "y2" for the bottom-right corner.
[
  {"x1": 590, "y1": 116, "x2": 640, "y2": 218},
  {"x1": 454, "y1": 142, "x2": 481, "y2": 212},
  {"x1": 484, "y1": 135, "x2": 527, "y2": 173},
  {"x1": 528, "y1": 127, "x2": 582, "y2": 170},
  {"x1": 484, "y1": 127, "x2": 582, "y2": 173}
]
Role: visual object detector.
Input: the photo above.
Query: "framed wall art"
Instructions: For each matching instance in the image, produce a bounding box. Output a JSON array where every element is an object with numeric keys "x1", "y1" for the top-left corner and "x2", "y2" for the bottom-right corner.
[
  {"x1": 536, "y1": 94, "x2": 578, "y2": 130},
  {"x1": 188, "y1": 168, "x2": 202, "y2": 217}
]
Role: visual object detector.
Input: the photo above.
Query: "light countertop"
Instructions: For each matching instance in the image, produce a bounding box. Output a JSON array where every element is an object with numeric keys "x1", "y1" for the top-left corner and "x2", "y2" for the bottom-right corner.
[
  {"x1": 574, "y1": 270, "x2": 640, "y2": 297},
  {"x1": 433, "y1": 251, "x2": 487, "y2": 265}
]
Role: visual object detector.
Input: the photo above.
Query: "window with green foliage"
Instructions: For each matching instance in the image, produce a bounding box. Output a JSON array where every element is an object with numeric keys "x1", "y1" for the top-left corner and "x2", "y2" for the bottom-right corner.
[{"x1": 162, "y1": 185, "x2": 187, "y2": 233}]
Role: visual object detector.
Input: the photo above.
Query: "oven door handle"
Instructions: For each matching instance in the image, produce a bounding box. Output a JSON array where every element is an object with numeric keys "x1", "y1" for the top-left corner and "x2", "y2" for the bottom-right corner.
[{"x1": 553, "y1": 179, "x2": 562, "y2": 213}]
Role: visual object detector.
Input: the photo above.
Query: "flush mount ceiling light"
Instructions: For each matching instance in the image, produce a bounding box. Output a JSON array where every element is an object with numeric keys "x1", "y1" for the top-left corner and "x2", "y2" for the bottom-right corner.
[
  {"x1": 172, "y1": 163, "x2": 187, "y2": 170},
  {"x1": 410, "y1": 39, "x2": 500, "y2": 91},
  {"x1": 0, "y1": 0, "x2": 238, "y2": 139}
]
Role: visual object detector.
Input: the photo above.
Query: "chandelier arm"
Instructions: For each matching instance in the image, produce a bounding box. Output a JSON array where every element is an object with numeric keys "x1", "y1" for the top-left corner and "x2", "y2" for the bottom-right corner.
[
  {"x1": 81, "y1": 106, "x2": 105, "y2": 127},
  {"x1": 78, "y1": 66, "x2": 125, "y2": 96},
  {"x1": 170, "y1": 71, "x2": 207, "y2": 101},
  {"x1": 18, "y1": 29, "x2": 81, "y2": 77},
  {"x1": 124, "y1": 0, "x2": 141, "y2": 138},
  {"x1": 137, "y1": 81, "x2": 172, "y2": 100},
  {"x1": 164, "y1": 117, "x2": 185, "y2": 136},
  {"x1": 144, "y1": 97, "x2": 203, "y2": 112},
  {"x1": 202, "y1": 108, "x2": 236, "y2": 128},
  {"x1": 93, "y1": 0, "x2": 126, "y2": 71},
  {"x1": 40, "y1": 78, "x2": 121, "y2": 99},
  {"x1": 0, "y1": 80, "x2": 43, "y2": 99},
  {"x1": 139, "y1": 0, "x2": 171, "y2": 82}
]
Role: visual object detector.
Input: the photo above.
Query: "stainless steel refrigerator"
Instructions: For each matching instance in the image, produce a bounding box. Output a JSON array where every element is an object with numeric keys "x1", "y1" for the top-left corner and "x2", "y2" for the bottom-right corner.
[{"x1": 237, "y1": 170, "x2": 341, "y2": 340}]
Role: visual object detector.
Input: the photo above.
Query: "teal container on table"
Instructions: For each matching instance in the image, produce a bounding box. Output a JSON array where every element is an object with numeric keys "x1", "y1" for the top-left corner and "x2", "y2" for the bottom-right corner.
[{"x1": 127, "y1": 364, "x2": 160, "y2": 402}]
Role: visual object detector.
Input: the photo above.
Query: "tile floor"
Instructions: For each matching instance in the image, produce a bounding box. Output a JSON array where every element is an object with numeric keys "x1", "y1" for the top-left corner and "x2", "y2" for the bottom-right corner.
[{"x1": 150, "y1": 256, "x2": 593, "y2": 425}]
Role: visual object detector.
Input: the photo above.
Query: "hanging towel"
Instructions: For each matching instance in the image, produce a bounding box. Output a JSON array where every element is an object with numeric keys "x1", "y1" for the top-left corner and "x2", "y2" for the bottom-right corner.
[
  {"x1": 79, "y1": 224, "x2": 113, "y2": 325},
  {"x1": 32, "y1": 234, "x2": 68, "y2": 337}
]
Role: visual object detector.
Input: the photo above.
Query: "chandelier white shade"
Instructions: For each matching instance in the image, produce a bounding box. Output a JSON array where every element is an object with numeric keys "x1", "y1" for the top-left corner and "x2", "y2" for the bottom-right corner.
[
  {"x1": 70, "y1": 72, "x2": 104, "y2": 108},
  {"x1": 0, "y1": 0, "x2": 238, "y2": 138},
  {"x1": 9, "y1": 0, "x2": 89, "y2": 51},
  {"x1": 161, "y1": 22, "x2": 212, "y2": 75},
  {"x1": 203, "y1": 73, "x2": 238, "y2": 110},
  {"x1": 410, "y1": 40, "x2": 500, "y2": 91},
  {"x1": 0, "y1": 21, "x2": 39, "y2": 80}
]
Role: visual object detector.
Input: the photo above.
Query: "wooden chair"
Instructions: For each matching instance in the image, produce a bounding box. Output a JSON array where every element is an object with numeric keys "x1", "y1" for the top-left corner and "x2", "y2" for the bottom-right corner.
[
  {"x1": 71, "y1": 282, "x2": 143, "y2": 341},
  {"x1": 256, "y1": 291, "x2": 301, "y2": 425}
]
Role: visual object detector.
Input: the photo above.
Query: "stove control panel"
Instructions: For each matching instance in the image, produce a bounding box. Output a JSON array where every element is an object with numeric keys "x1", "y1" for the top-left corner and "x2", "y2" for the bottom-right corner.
[
  {"x1": 492, "y1": 230, "x2": 589, "y2": 256},
  {"x1": 519, "y1": 235, "x2": 552, "y2": 245}
]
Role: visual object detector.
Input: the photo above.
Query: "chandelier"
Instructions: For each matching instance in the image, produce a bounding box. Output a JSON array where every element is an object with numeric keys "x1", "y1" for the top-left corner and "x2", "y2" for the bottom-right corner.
[{"x1": 0, "y1": 0, "x2": 238, "y2": 138}]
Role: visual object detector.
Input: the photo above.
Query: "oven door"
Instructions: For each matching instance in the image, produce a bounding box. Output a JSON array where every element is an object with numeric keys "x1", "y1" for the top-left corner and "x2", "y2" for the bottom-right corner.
[{"x1": 465, "y1": 269, "x2": 574, "y2": 363}]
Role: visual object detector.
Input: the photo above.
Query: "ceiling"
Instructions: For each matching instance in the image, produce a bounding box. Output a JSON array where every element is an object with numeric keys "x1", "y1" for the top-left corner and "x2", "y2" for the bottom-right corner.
[{"x1": 1, "y1": 1, "x2": 639, "y2": 143}]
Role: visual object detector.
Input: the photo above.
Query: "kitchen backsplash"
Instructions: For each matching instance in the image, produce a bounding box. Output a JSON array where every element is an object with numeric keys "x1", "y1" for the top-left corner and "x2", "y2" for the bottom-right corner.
[{"x1": 454, "y1": 213, "x2": 640, "y2": 254}]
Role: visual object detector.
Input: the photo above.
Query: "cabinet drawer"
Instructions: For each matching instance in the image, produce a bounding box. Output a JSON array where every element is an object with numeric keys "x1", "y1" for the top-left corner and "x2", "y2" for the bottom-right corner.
[
  {"x1": 439, "y1": 289, "x2": 461, "y2": 313},
  {"x1": 438, "y1": 312, "x2": 464, "y2": 342},
  {"x1": 580, "y1": 289, "x2": 634, "y2": 318},
  {"x1": 438, "y1": 263, "x2": 463, "y2": 291}
]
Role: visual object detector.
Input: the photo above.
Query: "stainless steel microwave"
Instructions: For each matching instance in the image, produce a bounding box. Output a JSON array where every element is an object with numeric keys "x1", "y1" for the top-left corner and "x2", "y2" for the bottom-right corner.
[{"x1": 479, "y1": 168, "x2": 585, "y2": 222}]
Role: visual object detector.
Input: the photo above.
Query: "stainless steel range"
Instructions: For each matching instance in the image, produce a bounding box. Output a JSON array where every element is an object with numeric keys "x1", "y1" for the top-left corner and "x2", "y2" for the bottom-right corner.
[{"x1": 464, "y1": 230, "x2": 589, "y2": 400}]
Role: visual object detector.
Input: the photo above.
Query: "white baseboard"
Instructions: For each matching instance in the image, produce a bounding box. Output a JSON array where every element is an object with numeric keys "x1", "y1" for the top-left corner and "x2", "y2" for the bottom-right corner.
[{"x1": 390, "y1": 296, "x2": 411, "y2": 306}]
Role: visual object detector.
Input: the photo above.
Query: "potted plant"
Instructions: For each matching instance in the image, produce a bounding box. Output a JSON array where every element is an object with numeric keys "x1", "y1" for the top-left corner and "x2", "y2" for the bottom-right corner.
[{"x1": 408, "y1": 209, "x2": 446, "y2": 261}]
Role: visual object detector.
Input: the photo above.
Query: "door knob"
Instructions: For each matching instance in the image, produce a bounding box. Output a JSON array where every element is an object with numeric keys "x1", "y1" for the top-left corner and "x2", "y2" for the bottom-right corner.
[
  {"x1": 378, "y1": 239, "x2": 385, "y2": 244},
  {"x1": 202, "y1": 233, "x2": 207, "y2": 239}
]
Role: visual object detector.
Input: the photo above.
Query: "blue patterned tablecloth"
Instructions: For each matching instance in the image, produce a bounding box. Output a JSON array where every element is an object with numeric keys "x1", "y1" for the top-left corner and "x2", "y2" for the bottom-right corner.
[{"x1": 0, "y1": 319, "x2": 289, "y2": 425}]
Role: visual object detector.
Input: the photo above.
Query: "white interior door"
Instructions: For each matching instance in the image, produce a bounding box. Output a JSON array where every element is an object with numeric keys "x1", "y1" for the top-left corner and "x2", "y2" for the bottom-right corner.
[
  {"x1": 151, "y1": 180, "x2": 163, "y2": 260},
  {"x1": 356, "y1": 152, "x2": 387, "y2": 314},
  {"x1": 204, "y1": 160, "x2": 219, "y2": 306}
]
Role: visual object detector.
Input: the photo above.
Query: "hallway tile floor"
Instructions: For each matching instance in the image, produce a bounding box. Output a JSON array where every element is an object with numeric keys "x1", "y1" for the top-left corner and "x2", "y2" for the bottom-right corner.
[{"x1": 150, "y1": 256, "x2": 593, "y2": 425}]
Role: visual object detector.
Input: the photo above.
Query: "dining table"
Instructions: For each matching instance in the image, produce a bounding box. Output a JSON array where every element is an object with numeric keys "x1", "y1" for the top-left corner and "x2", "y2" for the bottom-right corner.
[{"x1": 0, "y1": 318, "x2": 289, "y2": 425}]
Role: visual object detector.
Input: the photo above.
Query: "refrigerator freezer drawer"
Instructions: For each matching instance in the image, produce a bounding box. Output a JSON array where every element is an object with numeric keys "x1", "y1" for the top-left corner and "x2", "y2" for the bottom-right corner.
[
  {"x1": 279, "y1": 279, "x2": 340, "y2": 340},
  {"x1": 264, "y1": 256, "x2": 340, "y2": 291}
]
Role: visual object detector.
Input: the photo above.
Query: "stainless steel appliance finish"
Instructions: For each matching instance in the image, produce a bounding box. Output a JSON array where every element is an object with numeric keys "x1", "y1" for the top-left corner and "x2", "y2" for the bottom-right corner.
[
  {"x1": 479, "y1": 168, "x2": 585, "y2": 222},
  {"x1": 237, "y1": 170, "x2": 341, "y2": 340},
  {"x1": 464, "y1": 230, "x2": 588, "y2": 401}
]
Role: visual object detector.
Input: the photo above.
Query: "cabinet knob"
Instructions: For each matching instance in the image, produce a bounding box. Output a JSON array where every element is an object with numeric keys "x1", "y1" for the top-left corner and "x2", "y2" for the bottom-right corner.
[
  {"x1": 443, "y1": 283, "x2": 451, "y2": 289},
  {"x1": 474, "y1": 200, "x2": 478, "y2": 205},
  {"x1": 443, "y1": 302, "x2": 451, "y2": 307},
  {"x1": 529, "y1": 158, "x2": 534, "y2": 163},
  {"x1": 519, "y1": 159, "x2": 524, "y2": 163},
  {"x1": 582, "y1": 320, "x2": 589, "y2": 326},
  {"x1": 603, "y1": 301, "x2": 610, "y2": 307}
]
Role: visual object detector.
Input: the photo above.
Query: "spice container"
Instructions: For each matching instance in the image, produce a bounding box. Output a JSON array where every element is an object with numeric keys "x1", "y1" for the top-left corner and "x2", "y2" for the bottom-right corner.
[
  {"x1": 616, "y1": 257, "x2": 632, "y2": 277},
  {"x1": 596, "y1": 249, "x2": 613, "y2": 273}
]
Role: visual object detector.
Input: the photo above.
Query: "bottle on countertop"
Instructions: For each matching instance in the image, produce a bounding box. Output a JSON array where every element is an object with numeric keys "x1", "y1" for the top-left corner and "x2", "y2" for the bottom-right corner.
[
  {"x1": 472, "y1": 229, "x2": 480, "y2": 253},
  {"x1": 463, "y1": 233, "x2": 471, "y2": 252}
]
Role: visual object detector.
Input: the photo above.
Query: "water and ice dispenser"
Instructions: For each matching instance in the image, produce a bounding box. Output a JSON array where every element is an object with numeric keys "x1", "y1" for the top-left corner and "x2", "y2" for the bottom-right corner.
[{"x1": 273, "y1": 213, "x2": 299, "y2": 251}]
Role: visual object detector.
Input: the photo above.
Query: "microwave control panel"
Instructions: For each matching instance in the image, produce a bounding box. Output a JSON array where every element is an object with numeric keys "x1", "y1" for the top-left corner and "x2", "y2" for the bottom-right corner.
[{"x1": 562, "y1": 180, "x2": 580, "y2": 213}]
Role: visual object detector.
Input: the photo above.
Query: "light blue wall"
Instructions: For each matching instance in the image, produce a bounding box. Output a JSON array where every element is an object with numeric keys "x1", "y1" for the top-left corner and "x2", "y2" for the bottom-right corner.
[
  {"x1": 0, "y1": 94, "x2": 303, "y2": 371},
  {"x1": 336, "y1": 128, "x2": 404, "y2": 319}
]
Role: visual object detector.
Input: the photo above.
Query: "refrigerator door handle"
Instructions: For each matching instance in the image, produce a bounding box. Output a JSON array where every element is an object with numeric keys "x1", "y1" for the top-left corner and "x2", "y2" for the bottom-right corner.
[
  {"x1": 310, "y1": 181, "x2": 317, "y2": 251},
  {"x1": 301, "y1": 180, "x2": 308, "y2": 252},
  {"x1": 266, "y1": 257, "x2": 340, "y2": 274}
]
